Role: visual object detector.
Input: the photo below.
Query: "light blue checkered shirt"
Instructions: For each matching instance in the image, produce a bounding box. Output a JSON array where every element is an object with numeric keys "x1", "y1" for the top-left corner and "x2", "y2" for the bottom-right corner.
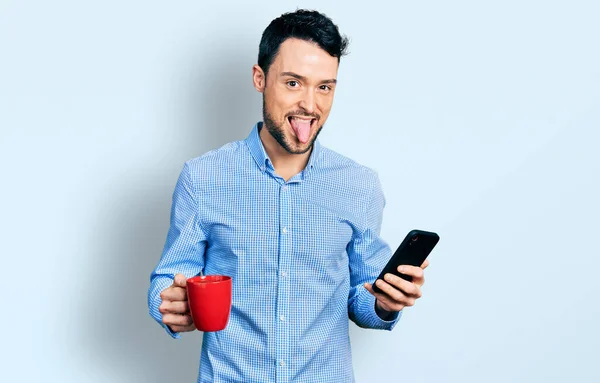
[{"x1": 148, "y1": 122, "x2": 400, "y2": 383}]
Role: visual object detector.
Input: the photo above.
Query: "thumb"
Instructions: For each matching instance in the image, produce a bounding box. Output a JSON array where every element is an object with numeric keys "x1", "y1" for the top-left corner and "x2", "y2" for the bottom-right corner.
[{"x1": 173, "y1": 273, "x2": 188, "y2": 287}]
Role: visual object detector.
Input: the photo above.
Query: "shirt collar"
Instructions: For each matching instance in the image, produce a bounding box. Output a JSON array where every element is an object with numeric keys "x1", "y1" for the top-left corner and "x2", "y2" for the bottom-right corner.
[
  {"x1": 245, "y1": 122, "x2": 271, "y2": 172},
  {"x1": 245, "y1": 121, "x2": 322, "y2": 175}
]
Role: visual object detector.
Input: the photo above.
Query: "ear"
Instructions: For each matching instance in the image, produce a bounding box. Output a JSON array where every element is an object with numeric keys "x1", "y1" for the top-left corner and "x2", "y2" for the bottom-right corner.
[{"x1": 252, "y1": 64, "x2": 266, "y2": 93}]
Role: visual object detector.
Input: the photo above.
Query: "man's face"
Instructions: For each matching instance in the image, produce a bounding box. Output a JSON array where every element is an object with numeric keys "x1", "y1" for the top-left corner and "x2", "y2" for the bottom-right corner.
[{"x1": 255, "y1": 38, "x2": 339, "y2": 155}]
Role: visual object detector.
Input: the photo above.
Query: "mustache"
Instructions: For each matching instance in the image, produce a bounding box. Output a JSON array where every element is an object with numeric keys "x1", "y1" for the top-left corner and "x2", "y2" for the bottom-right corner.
[{"x1": 285, "y1": 111, "x2": 320, "y2": 120}]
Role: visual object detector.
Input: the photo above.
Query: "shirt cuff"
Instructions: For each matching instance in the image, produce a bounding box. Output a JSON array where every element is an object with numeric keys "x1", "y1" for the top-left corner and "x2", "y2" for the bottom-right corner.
[{"x1": 162, "y1": 322, "x2": 181, "y2": 339}]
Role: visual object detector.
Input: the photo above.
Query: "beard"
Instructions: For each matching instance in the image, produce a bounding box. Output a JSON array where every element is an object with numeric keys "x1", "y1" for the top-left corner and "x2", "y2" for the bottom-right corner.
[{"x1": 262, "y1": 98, "x2": 323, "y2": 155}]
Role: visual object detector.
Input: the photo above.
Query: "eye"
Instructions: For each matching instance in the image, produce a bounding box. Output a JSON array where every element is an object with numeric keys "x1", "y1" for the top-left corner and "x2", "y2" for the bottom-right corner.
[
  {"x1": 319, "y1": 85, "x2": 332, "y2": 92},
  {"x1": 287, "y1": 80, "x2": 299, "y2": 87}
]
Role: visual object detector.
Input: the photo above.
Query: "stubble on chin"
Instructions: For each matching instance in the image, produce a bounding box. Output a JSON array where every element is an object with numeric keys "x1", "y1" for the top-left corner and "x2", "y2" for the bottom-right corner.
[{"x1": 262, "y1": 108, "x2": 322, "y2": 155}]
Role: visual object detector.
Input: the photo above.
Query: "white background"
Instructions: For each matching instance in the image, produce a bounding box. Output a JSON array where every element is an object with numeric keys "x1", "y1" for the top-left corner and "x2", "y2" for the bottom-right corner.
[{"x1": 1, "y1": 0, "x2": 599, "y2": 382}]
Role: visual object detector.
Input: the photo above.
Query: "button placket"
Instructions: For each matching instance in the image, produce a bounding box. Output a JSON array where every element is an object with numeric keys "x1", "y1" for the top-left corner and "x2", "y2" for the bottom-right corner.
[{"x1": 275, "y1": 181, "x2": 292, "y2": 383}]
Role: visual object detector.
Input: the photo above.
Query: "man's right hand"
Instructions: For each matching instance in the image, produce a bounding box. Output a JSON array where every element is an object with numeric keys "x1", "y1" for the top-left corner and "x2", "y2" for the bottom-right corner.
[{"x1": 159, "y1": 273, "x2": 196, "y2": 333}]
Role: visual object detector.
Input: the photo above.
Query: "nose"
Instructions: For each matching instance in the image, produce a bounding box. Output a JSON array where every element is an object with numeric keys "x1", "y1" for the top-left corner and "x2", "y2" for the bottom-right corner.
[{"x1": 298, "y1": 89, "x2": 316, "y2": 114}]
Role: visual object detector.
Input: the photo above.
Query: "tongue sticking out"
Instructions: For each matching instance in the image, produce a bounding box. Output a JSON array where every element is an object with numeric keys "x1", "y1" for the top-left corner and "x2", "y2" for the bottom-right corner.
[{"x1": 289, "y1": 117, "x2": 312, "y2": 144}]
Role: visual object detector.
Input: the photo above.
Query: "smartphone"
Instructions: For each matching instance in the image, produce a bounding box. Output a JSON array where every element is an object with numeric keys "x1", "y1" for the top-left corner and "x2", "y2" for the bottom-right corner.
[{"x1": 372, "y1": 229, "x2": 440, "y2": 294}]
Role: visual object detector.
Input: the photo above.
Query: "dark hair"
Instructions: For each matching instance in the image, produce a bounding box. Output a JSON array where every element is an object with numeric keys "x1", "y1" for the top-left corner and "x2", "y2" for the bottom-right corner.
[{"x1": 258, "y1": 9, "x2": 350, "y2": 76}]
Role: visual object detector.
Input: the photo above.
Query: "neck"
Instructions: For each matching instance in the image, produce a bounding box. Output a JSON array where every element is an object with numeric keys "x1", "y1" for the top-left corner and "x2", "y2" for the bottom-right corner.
[{"x1": 259, "y1": 123, "x2": 312, "y2": 181}]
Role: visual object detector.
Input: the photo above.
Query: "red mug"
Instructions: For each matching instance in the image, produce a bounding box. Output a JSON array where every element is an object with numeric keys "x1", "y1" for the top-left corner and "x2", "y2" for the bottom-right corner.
[{"x1": 186, "y1": 275, "x2": 232, "y2": 332}]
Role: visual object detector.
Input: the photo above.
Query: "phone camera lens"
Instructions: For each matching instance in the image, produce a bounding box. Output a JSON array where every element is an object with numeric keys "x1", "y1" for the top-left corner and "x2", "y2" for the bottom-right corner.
[{"x1": 412, "y1": 235, "x2": 419, "y2": 242}]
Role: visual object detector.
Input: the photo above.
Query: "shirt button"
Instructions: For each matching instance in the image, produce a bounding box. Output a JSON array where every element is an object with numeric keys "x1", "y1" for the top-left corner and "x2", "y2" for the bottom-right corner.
[
  {"x1": 282, "y1": 227, "x2": 288, "y2": 234},
  {"x1": 279, "y1": 360, "x2": 285, "y2": 367},
  {"x1": 281, "y1": 271, "x2": 287, "y2": 277},
  {"x1": 280, "y1": 315, "x2": 285, "y2": 321},
  {"x1": 282, "y1": 185, "x2": 288, "y2": 191}
]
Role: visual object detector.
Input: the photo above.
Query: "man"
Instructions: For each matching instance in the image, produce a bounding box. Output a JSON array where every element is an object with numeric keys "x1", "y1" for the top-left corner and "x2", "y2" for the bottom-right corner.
[{"x1": 148, "y1": 9, "x2": 428, "y2": 383}]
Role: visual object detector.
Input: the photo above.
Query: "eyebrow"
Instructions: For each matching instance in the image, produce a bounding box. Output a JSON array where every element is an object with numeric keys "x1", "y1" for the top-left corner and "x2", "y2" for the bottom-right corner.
[{"x1": 280, "y1": 71, "x2": 337, "y2": 84}]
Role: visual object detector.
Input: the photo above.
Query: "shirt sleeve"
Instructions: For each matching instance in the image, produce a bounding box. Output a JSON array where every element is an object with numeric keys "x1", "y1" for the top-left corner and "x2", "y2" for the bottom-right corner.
[
  {"x1": 347, "y1": 171, "x2": 402, "y2": 330},
  {"x1": 147, "y1": 162, "x2": 208, "y2": 339}
]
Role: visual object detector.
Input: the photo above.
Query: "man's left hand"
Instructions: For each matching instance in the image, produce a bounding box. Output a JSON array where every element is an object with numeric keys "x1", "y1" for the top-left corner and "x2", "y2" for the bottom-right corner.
[{"x1": 364, "y1": 259, "x2": 429, "y2": 314}]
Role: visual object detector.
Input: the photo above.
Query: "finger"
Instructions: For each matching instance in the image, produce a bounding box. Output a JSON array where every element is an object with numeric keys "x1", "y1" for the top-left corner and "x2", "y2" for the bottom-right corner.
[
  {"x1": 364, "y1": 283, "x2": 376, "y2": 296},
  {"x1": 384, "y1": 273, "x2": 422, "y2": 297},
  {"x1": 400, "y1": 264, "x2": 426, "y2": 286},
  {"x1": 170, "y1": 323, "x2": 196, "y2": 333},
  {"x1": 160, "y1": 285, "x2": 187, "y2": 301},
  {"x1": 375, "y1": 279, "x2": 417, "y2": 308},
  {"x1": 374, "y1": 279, "x2": 409, "y2": 303},
  {"x1": 364, "y1": 282, "x2": 393, "y2": 299},
  {"x1": 162, "y1": 313, "x2": 194, "y2": 327},
  {"x1": 397, "y1": 265, "x2": 424, "y2": 280},
  {"x1": 421, "y1": 259, "x2": 430, "y2": 269},
  {"x1": 365, "y1": 283, "x2": 404, "y2": 312},
  {"x1": 376, "y1": 292, "x2": 405, "y2": 312},
  {"x1": 159, "y1": 300, "x2": 189, "y2": 315},
  {"x1": 173, "y1": 273, "x2": 188, "y2": 287}
]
